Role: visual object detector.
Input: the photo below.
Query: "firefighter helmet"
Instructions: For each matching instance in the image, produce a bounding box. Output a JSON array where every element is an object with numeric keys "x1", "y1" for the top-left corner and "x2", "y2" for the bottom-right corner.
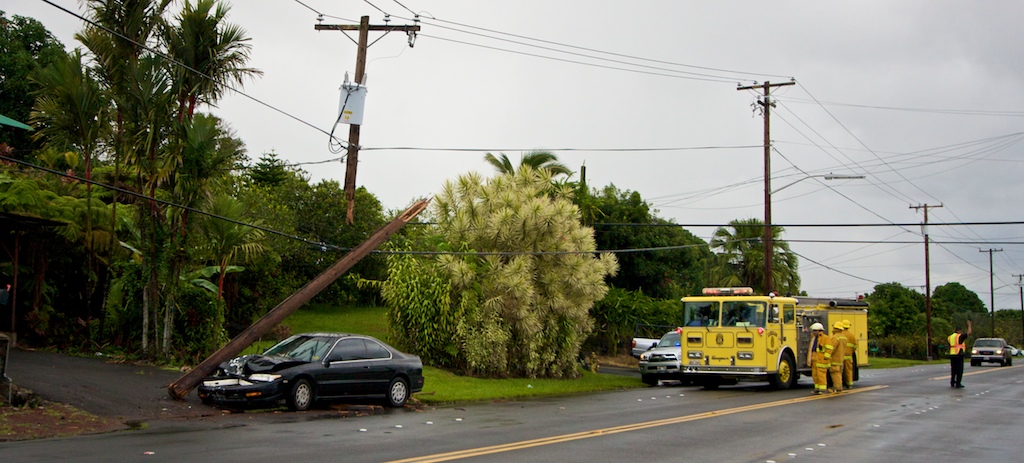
[
  {"x1": 842, "y1": 319, "x2": 852, "y2": 329},
  {"x1": 810, "y1": 322, "x2": 825, "y2": 331},
  {"x1": 833, "y1": 321, "x2": 845, "y2": 330}
]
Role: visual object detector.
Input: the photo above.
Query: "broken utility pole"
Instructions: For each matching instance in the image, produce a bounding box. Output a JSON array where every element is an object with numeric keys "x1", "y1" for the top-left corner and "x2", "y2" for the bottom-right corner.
[
  {"x1": 315, "y1": 16, "x2": 421, "y2": 224},
  {"x1": 167, "y1": 199, "x2": 430, "y2": 400}
]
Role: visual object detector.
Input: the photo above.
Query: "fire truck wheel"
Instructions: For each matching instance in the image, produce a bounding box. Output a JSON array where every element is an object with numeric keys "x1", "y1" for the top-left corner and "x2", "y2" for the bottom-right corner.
[{"x1": 770, "y1": 353, "x2": 798, "y2": 390}]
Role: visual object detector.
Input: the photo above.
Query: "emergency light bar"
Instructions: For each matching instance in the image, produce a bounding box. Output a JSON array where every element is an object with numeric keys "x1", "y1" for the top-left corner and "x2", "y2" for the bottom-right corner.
[{"x1": 701, "y1": 287, "x2": 755, "y2": 296}]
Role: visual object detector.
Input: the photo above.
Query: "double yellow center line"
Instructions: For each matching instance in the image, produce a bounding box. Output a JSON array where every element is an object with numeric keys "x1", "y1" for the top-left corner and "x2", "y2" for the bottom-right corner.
[{"x1": 388, "y1": 385, "x2": 888, "y2": 463}]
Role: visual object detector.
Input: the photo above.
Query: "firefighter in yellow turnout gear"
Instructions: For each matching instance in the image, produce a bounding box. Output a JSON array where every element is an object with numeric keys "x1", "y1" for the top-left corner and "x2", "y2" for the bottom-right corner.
[
  {"x1": 830, "y1": 322, "x2": 847, "y2": 393},
  {"x1": 807, "y1": 322, "x2": 833, "y2": 394},
  {"x1": 842, "y1": 319, "x2": 857, "y2": 389}
]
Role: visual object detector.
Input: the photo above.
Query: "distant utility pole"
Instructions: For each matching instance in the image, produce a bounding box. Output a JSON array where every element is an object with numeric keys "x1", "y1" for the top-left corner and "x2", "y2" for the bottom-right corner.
[
  {"x1": 1014, "y1": 274, "x2": 1024, "y2": 344},
  {"x1": 911, "y1": 203, "x2": 941, "y2": 359},
  {"x1": 737, "y1": 80, "x2": 795, "y2": 294},
  {"x1": 980, "y1": 248, "x2": 1003, "y2": 336},
  {"x1": 316, "y1": 16, "x2": 421, "y2": 224}
]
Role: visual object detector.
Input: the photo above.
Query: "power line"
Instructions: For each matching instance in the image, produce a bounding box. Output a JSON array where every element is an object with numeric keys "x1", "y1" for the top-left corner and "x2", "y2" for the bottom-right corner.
[
  {"x1": 782, "y1": 97, "x2": 1024, "y2": 117},
  {"x1": 401, "y1": 15, "x2": 792, "y2": 82},
  {"x1": 0, "y1": 153, "x2": 336, "y2": 250},
  {"x1": 791, "y1": 250, "x2": 884, "y2": 285},
  {"x1": 407, "y1": 21, "x2": 749, "y2": 82},
  {"x1": 592, "y1": 221, "x2": 1024, "y2": 228},
  {"x1": 360, "y1": 144, "x2": 760, "y2": 152},
  {"x1": 418, "y1": 33, "x2": 737, "y2": 83},
  {"x1": 795, "y1": 83, "x2": 937, "y2": 204},
  {"x1": 304, "y1": 4, "x2": 787, "y2": 83}
]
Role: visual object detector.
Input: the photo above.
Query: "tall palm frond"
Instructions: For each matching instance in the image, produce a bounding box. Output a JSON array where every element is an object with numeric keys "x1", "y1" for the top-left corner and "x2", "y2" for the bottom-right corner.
[{"x1": 484, "y1": 150, "x2": 573, "y2": 178}]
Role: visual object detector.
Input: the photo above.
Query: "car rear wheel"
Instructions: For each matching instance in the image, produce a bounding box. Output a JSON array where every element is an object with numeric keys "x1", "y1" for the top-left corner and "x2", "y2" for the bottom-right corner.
[
  {"x1": 387, "y1": 377, "x2": 410, "y2": 407},
  {"x1": 287, "y1": 378, "x2": 315, "y2": 411}
]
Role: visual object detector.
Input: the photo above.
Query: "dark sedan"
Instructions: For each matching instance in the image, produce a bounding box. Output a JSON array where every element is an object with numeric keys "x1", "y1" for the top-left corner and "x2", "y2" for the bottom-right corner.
[{"x1": 197, "y1": 333, "x2": 424, "y2": 411}]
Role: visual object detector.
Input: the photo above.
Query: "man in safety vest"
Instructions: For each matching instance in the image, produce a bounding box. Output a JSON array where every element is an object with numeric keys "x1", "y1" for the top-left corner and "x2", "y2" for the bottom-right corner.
[
  {"x1": 842, "y1": 319, "x2": 857, "y2": 389},
  {"x1": 829, "y1": 322, "x2": 846, "y2": 393},
  {"x1": 807, "y1": 322, "x2": 833, "y2": 394},
  {"x1": 948, "y1": 320, "x2": 972, "y2": 388}
]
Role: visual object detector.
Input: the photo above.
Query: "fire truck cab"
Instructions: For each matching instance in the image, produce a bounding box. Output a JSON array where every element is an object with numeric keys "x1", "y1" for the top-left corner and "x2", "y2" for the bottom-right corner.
[{"x1": 679, "y1": 288, "x2": 868, "y2": 390}]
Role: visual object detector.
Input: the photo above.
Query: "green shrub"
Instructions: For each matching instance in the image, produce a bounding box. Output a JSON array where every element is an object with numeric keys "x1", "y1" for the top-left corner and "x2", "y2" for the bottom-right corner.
[{"x1": 588, "y1": 287, "x2": 681, "y2": 355}]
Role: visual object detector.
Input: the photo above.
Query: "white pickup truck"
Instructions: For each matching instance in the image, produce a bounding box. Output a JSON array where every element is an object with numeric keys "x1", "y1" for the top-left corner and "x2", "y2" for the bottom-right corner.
[{"x1": 631, "y1": 336, "x2": 660, "y2": 358}]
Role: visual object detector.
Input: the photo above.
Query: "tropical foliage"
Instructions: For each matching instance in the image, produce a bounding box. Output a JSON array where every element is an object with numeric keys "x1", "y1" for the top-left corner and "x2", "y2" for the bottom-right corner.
[
  {"x1": 709, "y1": 218, "x2": 800, "y2": 295},
  {"x1": 0, "y1": 1, "x2": 386, "y2": 362},
  {"x1": 0, "y1": 10, "x2": 68, "y2": 152},
  {"x1": 380, "y1": 168, "x2": 618, "y2": 378},
  {"x1": 587, "y1": 184, "x2": 711, "y2": 299},
  {"x1": 484, "y1": 150, "x2": 573, "y2": 177}
]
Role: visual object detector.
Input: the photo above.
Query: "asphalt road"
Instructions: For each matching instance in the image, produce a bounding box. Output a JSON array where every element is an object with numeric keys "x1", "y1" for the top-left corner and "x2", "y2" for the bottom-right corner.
[{"x1": 4, "y1": 350, "x2": 1024, "y2": 462}]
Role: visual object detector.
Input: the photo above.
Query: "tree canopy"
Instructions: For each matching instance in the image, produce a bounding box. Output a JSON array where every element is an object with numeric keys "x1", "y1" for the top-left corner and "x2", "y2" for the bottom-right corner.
[
  {"x1": 709, "y1": 218, "x2": 799, "y2": 295},
  {"x1": 381, "y1": 167, "x2": 618, "y2": 378},
  {"x1": 588, "y1": 184, "x2": 711, "y2": 299},
  {"x1": 0, "y1": 10, "x2": 68, "y2": 152}
]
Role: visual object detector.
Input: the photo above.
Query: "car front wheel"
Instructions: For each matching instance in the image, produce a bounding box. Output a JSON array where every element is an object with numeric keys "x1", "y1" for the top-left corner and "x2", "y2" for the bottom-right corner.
[
  {"x1": 288, "y1": 378, "x2": 315, "y2": 411},
  {"x1": 387, "y1": 377, "x2": 409, "y2": 407}
]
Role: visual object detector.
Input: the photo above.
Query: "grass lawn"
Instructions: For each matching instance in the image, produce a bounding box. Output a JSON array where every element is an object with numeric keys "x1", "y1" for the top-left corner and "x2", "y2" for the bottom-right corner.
[{"x1": 865, "y1": 356, "x2": 949, "y2": 368}]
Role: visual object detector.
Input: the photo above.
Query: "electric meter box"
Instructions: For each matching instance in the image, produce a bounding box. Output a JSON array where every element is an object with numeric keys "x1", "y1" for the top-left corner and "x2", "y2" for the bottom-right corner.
[{"x1": 338, "y1": 82, "x2": 367, "y2": 125}]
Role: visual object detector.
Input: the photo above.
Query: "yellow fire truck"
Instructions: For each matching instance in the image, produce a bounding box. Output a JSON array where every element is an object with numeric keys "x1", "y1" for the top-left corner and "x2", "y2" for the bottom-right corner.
[{"x1": 678, "y1": 287, "x2": 868, "y2": 389}]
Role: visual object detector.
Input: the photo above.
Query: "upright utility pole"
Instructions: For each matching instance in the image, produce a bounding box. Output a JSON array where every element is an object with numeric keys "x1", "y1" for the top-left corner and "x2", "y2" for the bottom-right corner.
[
  {"x1": 981, "y1": 248, "x2": 1003, "y2": 336},
  {"x1": 737, "y1": 80, "x2": 794, "y2": 294},
  {"x1": 316, "y1": 16, "x2": 420, "y2": 224},
  {"x1": 1015, "y1": 274, "x2": 1024, "y2": 345},
  {"x1": 911, "y1": 203, "x2": 941, "y2": 359}
]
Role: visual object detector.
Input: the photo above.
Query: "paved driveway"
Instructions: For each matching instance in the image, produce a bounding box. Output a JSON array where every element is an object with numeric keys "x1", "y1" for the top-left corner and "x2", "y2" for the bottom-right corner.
[{"x1": 6, "y1": 348, "x2": 207, "y2": 421}]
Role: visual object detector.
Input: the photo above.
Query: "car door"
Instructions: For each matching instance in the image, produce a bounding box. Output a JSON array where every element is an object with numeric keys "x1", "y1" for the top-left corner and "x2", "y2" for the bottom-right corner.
[
  {"x1": 318, "y1": 338, "x2": 374, "y2": 397},
  {"x1": 359, "y1": 338, "x2": 395, "y2": 395}
]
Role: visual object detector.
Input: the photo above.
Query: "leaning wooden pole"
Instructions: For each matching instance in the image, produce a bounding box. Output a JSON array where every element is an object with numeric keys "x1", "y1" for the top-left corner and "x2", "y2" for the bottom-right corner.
[{"x1": 168, "y1": 199, "x2": 429, "y2": 400}]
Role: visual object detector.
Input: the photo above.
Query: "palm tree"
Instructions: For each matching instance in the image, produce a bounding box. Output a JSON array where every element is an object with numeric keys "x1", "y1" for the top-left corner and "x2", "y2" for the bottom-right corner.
[
  {"x1": 199, "y1": 194, "x2": 267, "y2": 302},
  {"x1": 484, "y1": 150, "x2": 573, "y2": 177},
  {"x1": 158, "y1": 0, "x2": 258, "y2": 352},
  {"x1": 165, "y1": 0, "x2": 262, "y2": 121},
  {"x1": 30, "y1": 48, "x2": 111, "y2": 340},
  {"x1": 709, "y1": 218, "x2": 800, "y2": 295},
  {"x1": 78, "y1": 0, "x2": 173, "y2": 356}
]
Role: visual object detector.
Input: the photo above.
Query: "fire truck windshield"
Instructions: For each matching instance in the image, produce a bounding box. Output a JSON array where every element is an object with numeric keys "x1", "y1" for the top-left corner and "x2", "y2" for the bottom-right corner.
[
  {"x1": 684, "y1": 300, "x2": 768, "y2": 328},
  {"x1": 684, "y1": 301, "x2": 716, "y2": 326},
  {"x1": 723, "y1": 301, "x2": 767, "y2": 327}
]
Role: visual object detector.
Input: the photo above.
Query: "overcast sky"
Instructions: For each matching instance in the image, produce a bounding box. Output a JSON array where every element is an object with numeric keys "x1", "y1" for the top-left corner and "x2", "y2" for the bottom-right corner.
[{"x1": 9, "y1": 0, "x2": 1024, "y2": 312}]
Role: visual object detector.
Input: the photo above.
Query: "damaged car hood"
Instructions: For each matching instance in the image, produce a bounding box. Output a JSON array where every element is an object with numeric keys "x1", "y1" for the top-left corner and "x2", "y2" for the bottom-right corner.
[{"x1": 221, "y1": 354, "x2": 306, "y2": 376}]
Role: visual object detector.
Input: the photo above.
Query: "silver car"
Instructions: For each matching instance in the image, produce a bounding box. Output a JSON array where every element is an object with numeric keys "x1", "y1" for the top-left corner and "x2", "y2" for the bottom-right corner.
[
  {"x1": 970, "y1": 337, "x2": 1013, "y2": 367},
  {"x1": 638, "y1": 331, "x2": 689, "y2": 386}
]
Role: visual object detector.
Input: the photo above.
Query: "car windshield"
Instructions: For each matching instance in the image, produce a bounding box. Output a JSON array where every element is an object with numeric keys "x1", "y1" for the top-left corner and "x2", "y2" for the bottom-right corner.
[
  {"x1": 657, "y1": 332, "x2": 681, "y2": 348},
  {"x1": 264, "y1": 335, "x2": 335, "y2": 362},
  {"x1": 974, "y1": 339, "x2": 1002, "y2": 348}
]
